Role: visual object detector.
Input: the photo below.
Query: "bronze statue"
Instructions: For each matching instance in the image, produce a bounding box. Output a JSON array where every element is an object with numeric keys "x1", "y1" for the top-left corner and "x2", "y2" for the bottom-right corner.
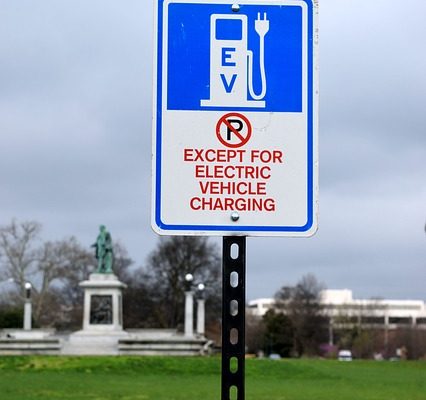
[{"x1": 92, "y1": 225, "x2": 113, "y2": 274}]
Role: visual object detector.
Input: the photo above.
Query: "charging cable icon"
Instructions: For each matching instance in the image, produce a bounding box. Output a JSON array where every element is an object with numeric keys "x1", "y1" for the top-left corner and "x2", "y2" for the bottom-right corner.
[{"x1": 201, "y1": 13, "x2": 269, "y2": 108}]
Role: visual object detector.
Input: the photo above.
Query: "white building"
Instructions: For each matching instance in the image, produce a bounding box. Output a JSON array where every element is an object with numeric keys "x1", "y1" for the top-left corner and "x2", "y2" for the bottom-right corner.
[{"x1": 248, "y1": 289, "x2": 426, "y2": 329}]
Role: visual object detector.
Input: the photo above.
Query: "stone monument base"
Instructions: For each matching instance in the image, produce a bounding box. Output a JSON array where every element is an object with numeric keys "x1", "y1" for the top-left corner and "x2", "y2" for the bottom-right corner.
[
  {"x1": 62, "y1": 330, "x2": 129, "y2": 355},
  {"x1": 0, "y1": 329, "x2": 60, "y2": 355},
  {"x1": 60, "y1": 273, "x2": 129, "y2": 355},
  {"x1": 61, "y1": 329, "x2": 212, "y2": 356},
  {"x1": 118, "y1": 332, "x2": 212, "y2": 356},
  {"x1": 79, "y1": 273, "x2": 127, "y2": 332}
]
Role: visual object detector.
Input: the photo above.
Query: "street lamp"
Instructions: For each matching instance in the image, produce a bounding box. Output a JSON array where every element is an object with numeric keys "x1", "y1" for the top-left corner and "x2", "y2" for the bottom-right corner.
[
  {"x1": 184, "y1": 273, "x2": 195, "y2": 337},
  {"x1": 0, "y1": 278, "x2": 33, "y2": 331},
  {"x1": 25, "y1": 282, "x2": 32, "y2": 299},
  {"x1": 197, "y1": 283, "x2": 205, "y2": 292},
  {"x1": 185, "y1": 273, "x2": 194, "y2": 291},
  {"x1": 183, "y1": 273, "x2": 206, "y2": 338},
  {"x1": 23, "y1": 282, "x2": 32, "y2": 330},
  {"x1": 196, "y1": 283, "x2": 206, "y2": 337}
]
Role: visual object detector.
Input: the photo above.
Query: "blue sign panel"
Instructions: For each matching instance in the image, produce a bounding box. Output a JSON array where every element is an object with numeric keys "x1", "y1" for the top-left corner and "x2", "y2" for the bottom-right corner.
[{"x1": 167, "y1": 4, "x2": 303, "y2": 112}]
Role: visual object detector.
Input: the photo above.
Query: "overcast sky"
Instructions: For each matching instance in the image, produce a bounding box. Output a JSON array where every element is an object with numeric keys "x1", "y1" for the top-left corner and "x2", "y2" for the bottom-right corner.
[{"x1": 0, "y1": 0, "x2": 425, "y2": 302}]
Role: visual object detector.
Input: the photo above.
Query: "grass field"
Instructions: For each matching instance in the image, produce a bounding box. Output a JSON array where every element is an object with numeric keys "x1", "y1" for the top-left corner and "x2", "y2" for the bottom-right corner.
[{"x1": 0, "y1": 356, "x2": 425, "y2": 400}]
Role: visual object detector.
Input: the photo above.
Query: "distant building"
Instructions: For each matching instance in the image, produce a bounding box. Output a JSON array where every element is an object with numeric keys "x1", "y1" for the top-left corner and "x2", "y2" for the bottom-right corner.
[{"x1": 248, "y1": 289, "x2": 426, "y2": 329}]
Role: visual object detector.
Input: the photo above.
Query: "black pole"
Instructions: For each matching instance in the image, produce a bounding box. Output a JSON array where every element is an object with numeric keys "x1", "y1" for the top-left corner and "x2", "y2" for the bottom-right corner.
[{"x1": 222, "y1": 236, "x2": 246, "y2": 400}]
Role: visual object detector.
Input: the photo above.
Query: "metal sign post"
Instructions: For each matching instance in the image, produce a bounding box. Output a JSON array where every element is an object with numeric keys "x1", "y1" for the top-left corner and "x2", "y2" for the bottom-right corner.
[{"x1": 222, "y1": 236, "x2": 246, "y2": 400}]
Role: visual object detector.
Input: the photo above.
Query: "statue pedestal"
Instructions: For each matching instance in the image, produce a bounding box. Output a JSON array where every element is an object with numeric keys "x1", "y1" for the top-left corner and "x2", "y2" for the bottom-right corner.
[
  {"x1": 63, "y1": 274, "x2": 128, "y2": 355},
  {"x1": 79, "y1": 273, "x2": 127, "y2": 332}
]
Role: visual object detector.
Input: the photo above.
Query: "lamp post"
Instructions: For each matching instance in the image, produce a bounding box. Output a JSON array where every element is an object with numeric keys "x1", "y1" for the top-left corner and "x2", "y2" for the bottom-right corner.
[
  {"x1": 0, "y1": 278, "x2": 33, "y2": 331},
  {"x1": 184, "y1": 274, "x2": 207, "y2": 338},
  {"x1": 196, "y1": 283, "x2": 206, "y2": 337},
  {"x1": 184, "y1": 273, "x2": 194, "y2": 337},
  {"x1": 23, "y1": 282, "x2": 32, "y2": 331}
]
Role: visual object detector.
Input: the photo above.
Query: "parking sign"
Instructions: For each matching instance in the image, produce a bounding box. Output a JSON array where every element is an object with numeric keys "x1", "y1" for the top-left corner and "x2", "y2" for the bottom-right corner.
[{"x1": 152, "y1": 0, "x2": 318, "y2": 236}]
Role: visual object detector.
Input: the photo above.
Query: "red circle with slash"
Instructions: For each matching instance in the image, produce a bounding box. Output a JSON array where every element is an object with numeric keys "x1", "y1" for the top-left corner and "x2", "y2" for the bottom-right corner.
[{"x1": 216, "y1": 113, "x2": 252, "y2": 148}]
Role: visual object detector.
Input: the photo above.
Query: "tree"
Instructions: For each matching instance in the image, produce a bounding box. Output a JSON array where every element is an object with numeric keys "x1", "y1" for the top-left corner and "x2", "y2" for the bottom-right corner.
[
  {"x1": 122, "y1": 271, "x2": 163, "y2": 329},
  {"x1": 0, "y1": 220, "x2": 41, "y2": 294},
  {"x1": 46, "y1": 239, "x2": 134, "y2": 329},
  {"x1": 143, "y1": 236, "x2": 221, "y2": 330},
  {"x1": 34, "y1": 238, "x2": 94, "y2": 325},
  {"x1": 275, "y1": 274, "x2": 328, "y2": 356},
  {"x1": 0, "y1": 220, "x2": 96, "y2": 328},
  {"x1": 246, "y1": 313, "x2": 266, "y2": 355},
  {"x1": 0, "y1": 220, "x2": 133, "y2": 329},
  {"x1": 43, "y1": 237, "x2": 96, "y2": 329},
  {"x1": 389, "y1": 327, "x2": 426, "y2": 360},
  {"x1": 263, "y1": 309, "x2": 294, "y2": 357},
  {"x1": 0, "y1": 307, "x2": 24, "y2": 329}
]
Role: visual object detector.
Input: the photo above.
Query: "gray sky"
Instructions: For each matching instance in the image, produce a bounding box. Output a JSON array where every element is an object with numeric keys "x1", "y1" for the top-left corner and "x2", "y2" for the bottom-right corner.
[{"x1": 0, "y1": 0, "x2": 425, "y2": 301}]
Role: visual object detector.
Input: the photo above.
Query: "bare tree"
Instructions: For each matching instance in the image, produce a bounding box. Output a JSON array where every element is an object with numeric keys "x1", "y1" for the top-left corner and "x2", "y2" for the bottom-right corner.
[
  {"x1": 144, "y1": 236, "x2": 221, "y2": 329},
  {"x1": 0, "y1": 220, "x2": 97, "y2": 328},
  {"x1": 47, "y1": 238, "x2": 134, "y2": 329},
  {"x1": 36, "y1": 237, "x2": 96, "y2": 327},
  {"x1": 0, "y1": 220, "x2": 41, "y2": 294},
  {"x1": 111, "y1": 241, "x2": 134, "y2": 283}
]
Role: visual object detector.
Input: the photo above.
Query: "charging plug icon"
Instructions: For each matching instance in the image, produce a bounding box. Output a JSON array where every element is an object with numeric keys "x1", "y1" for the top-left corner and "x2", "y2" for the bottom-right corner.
[
  {"x1": 255, "y1": 12, "x2": 270, "y2": 36},
  {"x1": 249, "y1": 13, "x2": 269, "y2": 101}
]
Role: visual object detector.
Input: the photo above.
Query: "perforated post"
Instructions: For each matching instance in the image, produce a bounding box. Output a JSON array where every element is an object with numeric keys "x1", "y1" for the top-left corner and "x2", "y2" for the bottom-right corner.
[{"x1": 222, "y1": 236, "x2": 246, "y2": 400}]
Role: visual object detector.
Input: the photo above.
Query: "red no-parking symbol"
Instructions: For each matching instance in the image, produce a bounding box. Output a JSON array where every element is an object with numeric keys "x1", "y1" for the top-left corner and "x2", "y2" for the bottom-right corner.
[{"x1": 216, "y1": 113, "x2": 252, "y2": 148}]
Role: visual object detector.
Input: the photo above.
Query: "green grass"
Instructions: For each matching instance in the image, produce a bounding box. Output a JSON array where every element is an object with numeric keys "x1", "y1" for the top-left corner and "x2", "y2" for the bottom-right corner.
[{"x1": 0, "y1": 356, "x2": 425, "y2": 400}]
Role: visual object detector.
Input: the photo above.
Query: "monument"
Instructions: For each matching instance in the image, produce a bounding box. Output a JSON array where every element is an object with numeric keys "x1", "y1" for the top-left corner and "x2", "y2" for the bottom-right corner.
[
  {"x1": 1, "y1": 226, "x2": 212, "y2": 356},
  {"x1": 79, "y1": 225, "x2": 126, "y2": 332},
  {"x1": 63, "y1": 226, "x2": 129, "y2": 355}
]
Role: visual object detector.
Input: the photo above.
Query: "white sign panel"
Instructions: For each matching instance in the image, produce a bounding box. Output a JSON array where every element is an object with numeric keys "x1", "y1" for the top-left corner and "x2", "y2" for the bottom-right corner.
[{"x1": 152, "y1": 0, "x2": 318, "y2": 236}]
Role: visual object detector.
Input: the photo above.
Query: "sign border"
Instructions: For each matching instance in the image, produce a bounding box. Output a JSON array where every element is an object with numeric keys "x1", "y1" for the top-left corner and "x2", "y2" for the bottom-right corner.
[{"x1": 152, "y1": 0, "x2": 318, "y2": 236}]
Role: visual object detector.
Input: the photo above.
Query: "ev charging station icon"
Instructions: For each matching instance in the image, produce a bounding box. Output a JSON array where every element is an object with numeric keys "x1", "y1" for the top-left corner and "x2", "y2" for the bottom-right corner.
[{"x1": 201, "y1": 13, "x2": 269, "y2": 108}]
